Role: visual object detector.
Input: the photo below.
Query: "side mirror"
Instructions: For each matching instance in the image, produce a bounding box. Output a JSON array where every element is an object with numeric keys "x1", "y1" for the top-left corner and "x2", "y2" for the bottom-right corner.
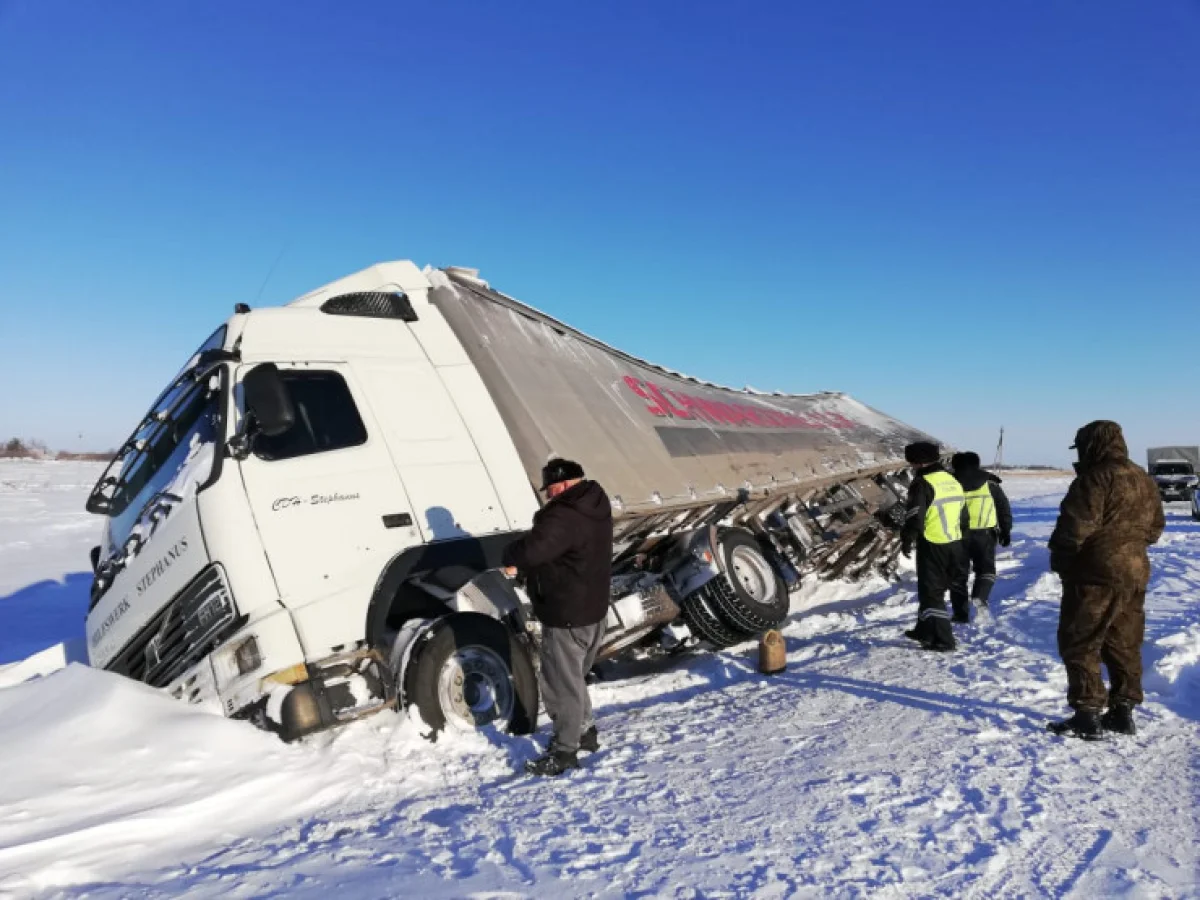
[{"x1": 244, "y1": 364, "x2": 295, "y2": 438}]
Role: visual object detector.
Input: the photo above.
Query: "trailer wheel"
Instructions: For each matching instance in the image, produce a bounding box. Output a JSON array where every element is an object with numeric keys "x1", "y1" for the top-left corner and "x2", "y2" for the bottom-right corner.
[
  {"x1": 404, "y1": 614, "x2": 538, "y2": 736},
  {"x1": 709, "y1": 530, "x2": 790, "y2": 633},
  {"x1": 680, "y1": 586, "x2": 748, "y2": 648}
]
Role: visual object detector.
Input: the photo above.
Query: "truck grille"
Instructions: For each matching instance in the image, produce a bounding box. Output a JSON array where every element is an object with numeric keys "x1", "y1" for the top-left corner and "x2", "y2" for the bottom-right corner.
[{"x1": 105, "y1": 564, "x2": 242, "y2": 688}]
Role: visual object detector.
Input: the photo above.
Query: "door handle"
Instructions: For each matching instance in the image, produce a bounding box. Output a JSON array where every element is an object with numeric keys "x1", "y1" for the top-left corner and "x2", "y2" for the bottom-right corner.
[{"x1": 382, "y1": 513, "x2": 413, "y2": 529}]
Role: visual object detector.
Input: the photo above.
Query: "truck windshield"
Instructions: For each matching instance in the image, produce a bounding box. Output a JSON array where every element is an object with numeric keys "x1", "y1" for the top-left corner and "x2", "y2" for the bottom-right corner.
[
  {"x1": 104, "y1": 381, "x2": 222, "y2": 555},
  {"x1": 1154, "y1": 463, "x2": 1194, "y2": 476},
  {"x1": 89, "y1": 327, "x2": 229, "y2": 553}
]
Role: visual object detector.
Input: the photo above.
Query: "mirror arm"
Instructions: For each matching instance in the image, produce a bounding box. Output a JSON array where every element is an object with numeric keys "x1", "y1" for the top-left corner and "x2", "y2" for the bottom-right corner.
[{"x1": 226, "y1": 413, "x2": 259, "y2": 461}]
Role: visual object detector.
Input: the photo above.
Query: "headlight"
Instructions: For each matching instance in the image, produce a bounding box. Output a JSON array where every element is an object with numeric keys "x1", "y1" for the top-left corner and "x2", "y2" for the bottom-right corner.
[{"x1": 234, "y1": 636, "x2": 262, "y2": 675}]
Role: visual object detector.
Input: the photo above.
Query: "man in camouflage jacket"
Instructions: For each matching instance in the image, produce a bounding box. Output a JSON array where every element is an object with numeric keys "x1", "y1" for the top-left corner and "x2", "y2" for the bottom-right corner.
[{"x1": 1047, "y1": 420, "x2": 1164, "y2": 739}]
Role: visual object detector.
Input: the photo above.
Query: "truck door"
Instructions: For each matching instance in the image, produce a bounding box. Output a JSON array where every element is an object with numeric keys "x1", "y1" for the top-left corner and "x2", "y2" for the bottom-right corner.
[
  {"x1": 351, "y1": 361, "x2": 512, "y2": 540},
  {"x1": 236, "y1": 363, "x2": 422, "y2": 607}
]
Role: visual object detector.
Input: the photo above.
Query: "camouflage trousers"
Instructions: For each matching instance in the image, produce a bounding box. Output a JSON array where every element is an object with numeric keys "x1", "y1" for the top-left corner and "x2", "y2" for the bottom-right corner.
[{"x1": 1057, "y1": 581, "x2": 1145, "y2": 711}]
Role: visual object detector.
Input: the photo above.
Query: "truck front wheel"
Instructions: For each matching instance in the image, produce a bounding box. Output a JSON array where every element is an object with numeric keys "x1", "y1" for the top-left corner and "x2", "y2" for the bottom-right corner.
[{"x1": 403, "y1": 614, "x2": 539, "y2": 736}]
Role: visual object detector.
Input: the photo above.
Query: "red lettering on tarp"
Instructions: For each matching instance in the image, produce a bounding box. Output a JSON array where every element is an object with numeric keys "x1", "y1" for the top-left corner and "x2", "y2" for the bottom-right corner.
[
  {"x1": 645, "y1": 382, "x2": 692, "y2": 419},
  {"x1": 697, "y1": 399, "x2": 733, "y2": 424},
  {"x1": 734, "y1": 405, "x2": 755, "y2": 426},
  {"x1": 722, "y1": 403, "x2": 746, "y2": 425},
  {"x1": 810, "y1": 411, "x2": 859, "y2": 429},
  {"x1": 674, "y1": 392, "x2": 718, "y2": 424},
  {"x1": 624, "y1": 376, "x2": 667, "y2": 417},
  {"x1": 621, "y1": 374, "x2": 855, "y2": 430}
]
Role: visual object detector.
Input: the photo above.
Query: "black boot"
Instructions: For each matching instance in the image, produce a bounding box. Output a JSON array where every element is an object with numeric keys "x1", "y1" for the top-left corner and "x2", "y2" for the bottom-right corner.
[
  {"x1": 951, "y1": 611, "x2": 970, "y2": 624},
  {"x1": 579, "y1": 726, "x2": 600, "y2": 753},
  {"x1": 903, "y1": 627, "x2": 954, "y2": 652},
  {"x1": 525, "y1": 749, "x2": 579, "y2": 777},
  {"x1": 1101, "y1": 702, "x2": 1137, "y2": 736},
  {"x1": 1047, "y1": 709, "x2": 1104, "y2": 741},
  {"x1": 975, "y1": 580, "x2": 994, "y2": 609}
]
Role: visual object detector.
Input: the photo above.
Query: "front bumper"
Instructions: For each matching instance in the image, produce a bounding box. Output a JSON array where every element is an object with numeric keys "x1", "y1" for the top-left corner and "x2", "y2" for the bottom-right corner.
[
  {"x1": 163, "y1": 604, "x2": 308, "y2": 716},
  {"x1": 235, "y1": 647, "x2": 396, "y2": 741},
  {"x1": 1159, "y1": 486, "x2": 1194, "y2": 500}
]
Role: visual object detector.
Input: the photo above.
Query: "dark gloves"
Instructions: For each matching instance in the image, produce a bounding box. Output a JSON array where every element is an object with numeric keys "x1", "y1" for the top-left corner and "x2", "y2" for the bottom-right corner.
[
  {"x1": 900, "y1": 540, "x2": 913, "y2": 558},
  {"x1": 998, "y1": 530, "x2": 1011, "y2": 548}
]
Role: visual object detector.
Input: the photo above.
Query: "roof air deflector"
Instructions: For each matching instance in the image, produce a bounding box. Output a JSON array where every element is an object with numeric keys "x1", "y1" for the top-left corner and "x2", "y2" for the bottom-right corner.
[{"x1": 320, "y1": 291, "x2": 418, "y2": 322}]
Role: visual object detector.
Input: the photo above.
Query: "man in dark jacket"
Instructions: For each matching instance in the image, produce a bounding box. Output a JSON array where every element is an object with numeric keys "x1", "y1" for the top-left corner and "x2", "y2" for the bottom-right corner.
[
  {"x1": 950, "y1": 451, "x2": 1013, "y2": 621},
  {"x1": 1047, "y1": 420, "x2": 1164, "y2": 740},
  {"x1": 900, "y1": 441, "x2": 968, "y2": 652},
  {"x1": 503, "y1": 458, "x2": 613, "y2": 776}
]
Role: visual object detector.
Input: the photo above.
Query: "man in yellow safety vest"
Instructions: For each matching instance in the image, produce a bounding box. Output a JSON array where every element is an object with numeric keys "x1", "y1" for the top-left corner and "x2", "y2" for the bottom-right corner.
[
  {"x1": 949, "y1": 452, "x2": 1013, "y2": 622},
  {"x1": 900, "y1": 441, "x2": 969, "y2": 652}
]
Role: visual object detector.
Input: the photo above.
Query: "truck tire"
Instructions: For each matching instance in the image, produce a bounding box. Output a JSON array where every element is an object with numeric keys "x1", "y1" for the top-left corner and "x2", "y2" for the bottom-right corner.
[
  {"x1": 680, "y1": 585, "x2": 748, "y2": 648},
  {"x1": 709, "y1": 530, "x2": 790, "y2": 633},
  {"x1": 404, "y1": 614, "x2": 538, "y2": 736}
]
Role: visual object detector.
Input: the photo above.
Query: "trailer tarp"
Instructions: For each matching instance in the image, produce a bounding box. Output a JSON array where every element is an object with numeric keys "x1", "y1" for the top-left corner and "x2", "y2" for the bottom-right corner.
[{"x1": 430, "y1": 272, "x2": 939, "y2": 516}]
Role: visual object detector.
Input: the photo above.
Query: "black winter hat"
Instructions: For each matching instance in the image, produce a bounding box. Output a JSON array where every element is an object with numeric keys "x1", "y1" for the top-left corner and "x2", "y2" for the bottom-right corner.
[
  {"x1": 951, "y1": 451, "x2": 981, "y2": 472},
  {"x1": 904, "y1": 441, "x2": 941, "y2": 466},
  {"x1": 540, "y1": 457, "x2": 586, "y2": 490}
]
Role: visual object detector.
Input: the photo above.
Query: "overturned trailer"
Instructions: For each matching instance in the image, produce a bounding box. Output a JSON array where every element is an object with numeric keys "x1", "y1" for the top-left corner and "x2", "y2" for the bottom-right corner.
[
  {"x1": 429, "y1": 269, "x2": 934, "y2": 656},
  {"x1": 85, "y1": 261, "x2": 937, "y2": 741}
]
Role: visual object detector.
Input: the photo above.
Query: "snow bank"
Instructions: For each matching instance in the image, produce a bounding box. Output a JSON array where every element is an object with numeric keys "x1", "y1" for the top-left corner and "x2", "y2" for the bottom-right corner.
[
  {"x1": 0, "y1": 666, "x2": 343, "y2": 891},
  {"x1": 1150, "y1": 625, "x2": 1200, "y2": 693},
  {"x1": 0, "y1": 640, "x2": 86, "y2": 689}
]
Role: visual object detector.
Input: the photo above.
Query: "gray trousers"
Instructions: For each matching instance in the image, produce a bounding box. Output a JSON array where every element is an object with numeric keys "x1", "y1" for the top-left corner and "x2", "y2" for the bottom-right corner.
[{"x1": 539, "y1": 621, "x2": 606, "y2": 753}]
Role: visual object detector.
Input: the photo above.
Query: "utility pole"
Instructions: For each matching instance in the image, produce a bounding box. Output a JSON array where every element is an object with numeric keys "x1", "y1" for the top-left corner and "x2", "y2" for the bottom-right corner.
[{"x1": 993, "y1": 427, "x2": 1005, "y2": 469}]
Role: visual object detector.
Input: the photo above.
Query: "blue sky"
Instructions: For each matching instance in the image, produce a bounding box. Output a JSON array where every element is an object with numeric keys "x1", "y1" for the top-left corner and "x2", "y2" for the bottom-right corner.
[{"x1": 1, "y1": 1, "x2": 1197, "y2": 465}]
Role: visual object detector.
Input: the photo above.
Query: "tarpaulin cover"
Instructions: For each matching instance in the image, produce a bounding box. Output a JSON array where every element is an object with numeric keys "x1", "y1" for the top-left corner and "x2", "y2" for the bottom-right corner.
[{"x1": 430, "y1": 272, "x2": 939, "y2": 516}]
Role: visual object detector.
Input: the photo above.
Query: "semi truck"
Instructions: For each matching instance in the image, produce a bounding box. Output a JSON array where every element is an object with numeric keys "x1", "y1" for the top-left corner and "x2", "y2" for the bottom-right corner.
[
  {"x1": 84, "y1": 261, "x2": 939, "y2": 742},
  {"x1": 1146, "y1": 447, "x2": 1199, "y2": 503}
]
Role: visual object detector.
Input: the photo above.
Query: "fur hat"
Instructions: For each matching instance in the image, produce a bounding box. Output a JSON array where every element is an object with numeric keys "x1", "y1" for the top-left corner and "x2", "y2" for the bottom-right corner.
[
  {"x1": 951, "y1": 451, "x2": 981, "y2": 472},
  {"x1": 904, "y1": 441, "x2": 941, "y2": 466}
]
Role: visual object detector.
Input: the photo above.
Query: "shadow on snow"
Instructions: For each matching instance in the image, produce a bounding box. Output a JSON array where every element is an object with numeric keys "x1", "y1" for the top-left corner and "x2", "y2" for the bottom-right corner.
[{"x1": 0, "y1": 571, "x2": 91, "y2": 666}]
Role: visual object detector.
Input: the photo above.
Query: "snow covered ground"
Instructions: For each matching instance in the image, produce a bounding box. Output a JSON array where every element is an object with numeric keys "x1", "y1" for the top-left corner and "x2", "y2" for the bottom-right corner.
[{"x1": 2, "y1": 461, "x2": 1199, "y2": 898}]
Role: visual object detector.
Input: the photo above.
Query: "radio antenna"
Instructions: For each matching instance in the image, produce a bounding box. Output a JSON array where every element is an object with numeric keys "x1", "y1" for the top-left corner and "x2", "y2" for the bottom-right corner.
[{"x1": 254, "y1": 240, "x2": 290, "y2": 305}]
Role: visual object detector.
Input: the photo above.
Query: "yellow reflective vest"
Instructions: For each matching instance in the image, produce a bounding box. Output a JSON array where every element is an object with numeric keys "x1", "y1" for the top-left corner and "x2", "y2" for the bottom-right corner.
[
  {"x1": 963, "y1": 484, "x2": 998, "y2": 530},
  {"x1": 923, "y1": 470, "x2": 965, "y2": 544}
]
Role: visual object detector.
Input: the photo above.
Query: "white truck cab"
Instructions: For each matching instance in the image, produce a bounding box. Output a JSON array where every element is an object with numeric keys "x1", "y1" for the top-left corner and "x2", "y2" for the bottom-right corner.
[{"x1": 88, "y1": 262, "x2": 543, "y2": 738}]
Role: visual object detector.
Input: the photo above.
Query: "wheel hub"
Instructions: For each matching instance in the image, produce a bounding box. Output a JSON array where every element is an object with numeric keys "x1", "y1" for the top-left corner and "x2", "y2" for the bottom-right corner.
[
  {"x1": 436, "y1": 644, "x2": 515, "y2": 730},
  {"x1": 729, "y1": 545, "x2": 776, "y2": 604}
]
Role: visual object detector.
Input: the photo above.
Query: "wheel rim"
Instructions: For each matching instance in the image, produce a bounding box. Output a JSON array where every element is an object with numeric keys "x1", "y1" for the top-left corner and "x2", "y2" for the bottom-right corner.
[
  {"x1": 435, "y1": 644, "x2": 515, "y2": 730},
  {"x1": 729, "y1": 545, "x2": 777, "y2": 605}
]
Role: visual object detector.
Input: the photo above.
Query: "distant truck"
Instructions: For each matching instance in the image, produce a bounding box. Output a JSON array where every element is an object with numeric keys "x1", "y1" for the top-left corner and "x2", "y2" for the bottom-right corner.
[
  {"x1": 83, "y1": 261, "x2": 937, "y2": 742},
  {"x1": 1146, "y1": 447, "x2": 1200, "y2": 503}
]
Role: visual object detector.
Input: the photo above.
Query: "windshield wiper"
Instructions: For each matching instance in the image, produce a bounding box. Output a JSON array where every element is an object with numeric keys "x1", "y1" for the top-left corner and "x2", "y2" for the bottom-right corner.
[{"x1": 86, "y1": 349, "x2": 236, "y2": 517}]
